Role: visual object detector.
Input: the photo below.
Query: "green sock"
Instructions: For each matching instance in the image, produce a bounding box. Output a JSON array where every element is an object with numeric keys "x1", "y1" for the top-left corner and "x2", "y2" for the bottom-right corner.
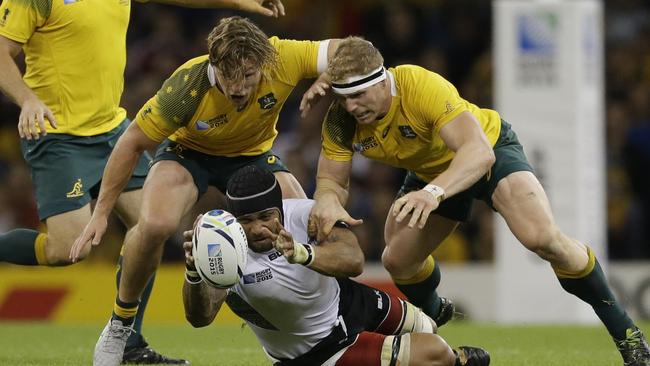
[
  {"x1": 557, "y1": 259, "x2": 634, "y2": 341},
  {"x1": 112, "y1": 296, "x2": 139, "y2": 327},
  {"x1": 115, "y1": 255, "x2": 157, "y2": 349},
  {"x1": 395, "y1": 257, "x2": 442, "y2": 319},
  {"x1": 0, "y1": 229, "x2": 40, "y2": 265}
]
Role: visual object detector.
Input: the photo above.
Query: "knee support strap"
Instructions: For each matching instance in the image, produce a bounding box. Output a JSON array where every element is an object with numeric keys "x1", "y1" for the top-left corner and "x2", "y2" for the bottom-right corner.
[{"x1": 381, "y1": 334, "x2": 411, "y2": 366}]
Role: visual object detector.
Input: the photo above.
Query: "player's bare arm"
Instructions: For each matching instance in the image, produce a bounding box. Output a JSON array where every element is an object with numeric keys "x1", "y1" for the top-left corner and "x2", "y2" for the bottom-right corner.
[
  {"x1": 393, "y1": 111, "x2": 496, "y2": 228},
  {"x1": 69, "y1": 122, "x2": 160, "y2": 262},
  {"x1": 138, "y1": 0, "x2": 285, "y2": 17},
  {"x1": 0, "y1": 35, "x2": 57, "y2": 140},
  {"x1": 311, "y1": 153, "x2": 363, "y2": 240},
  {"x1": 272, "y1": 218, "x2": 364, "y2": 277},
  {"x1": 181, "y1": 234, "x2": 228, "y2": 327}
]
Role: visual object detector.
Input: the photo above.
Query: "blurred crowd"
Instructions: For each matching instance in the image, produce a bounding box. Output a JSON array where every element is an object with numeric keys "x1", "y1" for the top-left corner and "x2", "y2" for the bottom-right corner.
[{"x1": 0, "y1": 0, "x2": 648, "y2": 263}]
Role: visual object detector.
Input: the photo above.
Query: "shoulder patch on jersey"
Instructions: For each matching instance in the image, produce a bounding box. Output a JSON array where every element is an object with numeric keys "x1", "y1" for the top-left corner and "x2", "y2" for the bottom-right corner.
[
  {"x1": 324, "y1": 102, "x2": 356, "y2": 151},
  {"x1": 156, "y1": 61, "x2": 212, "y2": 128},
  {"x1": 15, "y1": 0, "x2": 52, "y2": 18}
]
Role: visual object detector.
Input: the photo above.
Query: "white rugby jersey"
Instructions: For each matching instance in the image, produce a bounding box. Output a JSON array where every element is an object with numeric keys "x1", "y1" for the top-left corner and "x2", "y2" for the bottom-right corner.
[{"x1": 227, "y1": 199, "x2": 341, "y2": 360}]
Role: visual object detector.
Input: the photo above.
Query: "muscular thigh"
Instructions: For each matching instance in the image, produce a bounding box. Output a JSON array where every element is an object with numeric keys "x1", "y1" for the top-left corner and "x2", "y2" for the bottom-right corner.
[
  {"x1": 384, "y1": 207, "x2": 458, "y2": 269},
  {"x1": 139, "y1": 160, "x2": 199, "y2": 231},
  {"x1": 492, "y1": 171, "x2": 555, "y2": 248},
  {"x1": 45, "y1": 204, "x2": 93, "y2": 253},
  {"x1": 114, "y1": 189, "x2": 143, "y2": 229}
]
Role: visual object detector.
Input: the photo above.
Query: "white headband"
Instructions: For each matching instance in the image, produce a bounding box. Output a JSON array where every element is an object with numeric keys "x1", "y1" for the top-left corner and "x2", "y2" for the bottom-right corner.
[{"x1": 331, "y1": 66, "x2": 386, "y2": 95}]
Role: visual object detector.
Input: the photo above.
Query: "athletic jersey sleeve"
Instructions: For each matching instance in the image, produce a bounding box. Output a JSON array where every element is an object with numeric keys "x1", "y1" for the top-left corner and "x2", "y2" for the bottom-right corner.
[
  {"x1": 321, "y1": 102, "x2": 356, "y2": 162},
  {"x1": 270, "y1": 37, "x2": 321, "y2": 86},
  {"x1": 135, "y1": 58, "x2": 212, "y2": 142},
  {"x1": 400, "y1": 65, "x2": 468, "y2": 133},
  {"x1": 0, "y1": 0, "x2": 50, "y2": 43}
]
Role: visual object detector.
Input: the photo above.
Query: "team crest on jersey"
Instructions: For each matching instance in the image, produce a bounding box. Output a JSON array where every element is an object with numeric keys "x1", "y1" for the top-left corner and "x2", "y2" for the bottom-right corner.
[
  {"x1": 353, "y1": 136, "x2": 378, "y2": 153},
  {"x1": 257, "y1": 93, "x2": 277, "y2": 110},
  {"x1": 398, "y1": 125, "x2": 417, "y2": 139},
  {"x1": 243, "y1": 268, "x2": 273, "y2": 284}
]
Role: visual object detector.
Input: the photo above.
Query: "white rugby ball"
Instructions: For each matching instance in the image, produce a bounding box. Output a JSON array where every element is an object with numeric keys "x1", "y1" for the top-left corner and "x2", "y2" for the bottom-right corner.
[{"x1": 192, "y1": 209, "x2": 248, "y2": 289}]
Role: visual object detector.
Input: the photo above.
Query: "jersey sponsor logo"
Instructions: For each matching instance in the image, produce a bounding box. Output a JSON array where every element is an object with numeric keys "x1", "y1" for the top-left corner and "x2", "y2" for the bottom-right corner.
[
  {"x1": 195, "y1": 114, "x2": 228, "y2": 131},
  {"x1": 445, "y1": 101, "x2": 455, "y2": 115},
  {"x1": 242, "y1": 268, "x2": 273, "y2": 284},
  {"x1": 140, "y1": 106, "x2": 153, "y2": 119},
  {"x1": 398, "y1": 125, "x2": 417, "y2": 139},
  {"x1": 0, "y1": 8, "x2": 10, "y2": 26},
  {"x1": 353, "y1": 136, "x2": 378, "y2": 153},
  {"x1": 66, "y1": 179, "x2": 84, "y2": 198},
  {"x1": 64, "y1": 0, "x2": 83, "y2": 4},
  {"x1": 374, "y1": 290, "x2": 384, "y2": 310},
  {"x1": 257, "y1": 93, "x2": 277, "y2": 110},
  {"x1": 268, "y1": 250, "x2": 282, "y2": 261}
]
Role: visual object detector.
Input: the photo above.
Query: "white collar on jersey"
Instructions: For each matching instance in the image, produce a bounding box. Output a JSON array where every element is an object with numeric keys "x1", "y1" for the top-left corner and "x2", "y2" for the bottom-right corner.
[{"x1": 207, "y1": 63, "x2": 217, "y2": 87}]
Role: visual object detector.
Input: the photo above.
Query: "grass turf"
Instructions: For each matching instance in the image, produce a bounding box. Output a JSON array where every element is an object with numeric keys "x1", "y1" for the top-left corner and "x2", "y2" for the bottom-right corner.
[{"x1": 0, "y1": 321, "x2": 647, "y2": 365}]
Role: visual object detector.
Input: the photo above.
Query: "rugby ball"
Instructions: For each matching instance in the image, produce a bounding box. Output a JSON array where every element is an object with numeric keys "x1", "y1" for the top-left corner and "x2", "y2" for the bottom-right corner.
[{"x1": 192, "y1": 210, "x2": 248, "y2": 289}]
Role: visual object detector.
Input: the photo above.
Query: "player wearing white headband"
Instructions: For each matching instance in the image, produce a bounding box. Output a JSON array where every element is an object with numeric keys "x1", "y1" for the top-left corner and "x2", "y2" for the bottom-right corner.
[{"x1": 304, "y1": 36, "x2": 650, "y2": 366}]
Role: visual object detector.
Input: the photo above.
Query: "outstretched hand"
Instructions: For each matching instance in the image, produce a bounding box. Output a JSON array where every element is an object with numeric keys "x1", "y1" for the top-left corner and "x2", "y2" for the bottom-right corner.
[
  {"x1": 69, "y1": 215, "x2": 108, "y2": 263},
  {"x1": 308, "y1": 199, "x2": 363, "y2": 242},
  {"x1": 392, "y1": 190, "x2": 440, "y2": 229},
  {"x1": 270, "y1": 218, "x2": 298, "y2": 261},
  {"x1": 237, "y1": 0, "x2": 285, "y2": 17},
  {"x1": 299, "y1": 76, "x2": 331, "y2": 118}
]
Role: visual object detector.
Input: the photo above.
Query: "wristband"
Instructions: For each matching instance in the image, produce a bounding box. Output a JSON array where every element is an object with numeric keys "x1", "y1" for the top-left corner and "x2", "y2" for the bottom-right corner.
[
  {"x1": 185, "y1": 270, "x2": 203, "y2": 285},
  {"x1": 422, "y1": 184, "x2": 445, "y2": 203},
  {"x1": 292, "y1": 240, "x2": 315, "y2": 267}
]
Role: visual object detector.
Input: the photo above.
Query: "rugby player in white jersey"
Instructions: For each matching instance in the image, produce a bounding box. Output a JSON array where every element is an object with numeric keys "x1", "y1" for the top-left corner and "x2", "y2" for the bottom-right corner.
[{"x1": 182, "y1": 165, "x2": 491, "y2": 366}]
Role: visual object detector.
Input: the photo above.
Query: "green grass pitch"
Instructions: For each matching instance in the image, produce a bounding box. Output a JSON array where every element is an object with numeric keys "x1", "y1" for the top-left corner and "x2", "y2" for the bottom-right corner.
[{"x1": 0, "y1": 321, "x2": 647, "y2": 365}]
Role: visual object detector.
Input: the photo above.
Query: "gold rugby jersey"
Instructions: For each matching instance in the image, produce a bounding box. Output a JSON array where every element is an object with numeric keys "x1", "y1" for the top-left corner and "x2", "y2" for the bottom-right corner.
[
  {"x1": 135, "y1": 37, "x2": 321, "y2": 156},
  {"x1": 322, "y1": 65, "x2": 502, "y2": 182},
  {"x1": 0, "y1": 0, "x2": 131, "y2": 136}
]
